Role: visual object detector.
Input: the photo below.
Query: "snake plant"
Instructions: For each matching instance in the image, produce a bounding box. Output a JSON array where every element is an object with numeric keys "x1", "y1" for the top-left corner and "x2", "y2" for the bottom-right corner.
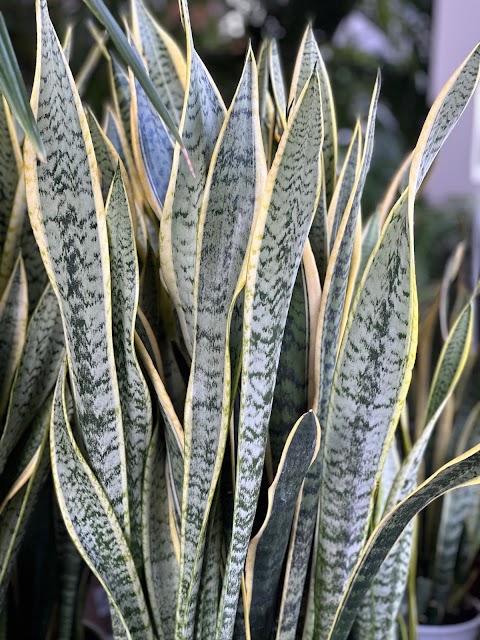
[{"x1": 0, "y1": 0, "x2": 479, "y2": 638}]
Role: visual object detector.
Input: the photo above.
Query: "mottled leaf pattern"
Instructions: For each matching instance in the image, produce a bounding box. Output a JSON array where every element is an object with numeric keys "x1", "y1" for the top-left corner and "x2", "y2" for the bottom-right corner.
[{"x1": 0, "y1": 96, "x2": 21, "y2": 263}]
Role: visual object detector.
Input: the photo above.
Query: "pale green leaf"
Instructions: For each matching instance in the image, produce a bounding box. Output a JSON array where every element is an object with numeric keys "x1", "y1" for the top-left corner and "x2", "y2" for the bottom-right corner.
[
  {"x1": 0, "y1": 96, "x2": 21, "y2": 262},
  {"x1": 216, "y1": 71, "x2": 323, "y2": 640},
  {"x1": 269, "y1": 39, "x2": 287, "y2": 128},
  {"x1": 24, "y1": 0, "x2": 129, "y2": 532}
]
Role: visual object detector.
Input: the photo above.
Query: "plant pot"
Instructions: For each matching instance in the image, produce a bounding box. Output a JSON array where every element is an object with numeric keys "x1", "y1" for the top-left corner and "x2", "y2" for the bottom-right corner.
[{"x1": 417, "y1": 599, "x2": 480, "y2": 639}]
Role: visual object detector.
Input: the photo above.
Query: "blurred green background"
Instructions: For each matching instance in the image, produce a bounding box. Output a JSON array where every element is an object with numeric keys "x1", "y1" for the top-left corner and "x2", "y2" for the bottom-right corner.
[{"x1": 5, "y1": 0, "x2": 473, "y2": 305}]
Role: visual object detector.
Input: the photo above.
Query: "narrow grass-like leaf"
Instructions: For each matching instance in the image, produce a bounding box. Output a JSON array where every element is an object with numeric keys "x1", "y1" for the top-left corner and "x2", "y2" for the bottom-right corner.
[
  {"x1": 106, "y1": 168, "x2": 153, "y2": 570},
  {"x1": 131, "y1": 0, "x2": 185, "y2": 125},
  {"x1": 24, "y1": 0, "x2": 129, "y2": 531},
  {"x1": 289, "y1": 25, "x2": 337, "y2": 204},
  {"x1": 315, "y1": 76, "x2": 379, "y2": 428},
  {"x1": 269, "y1": 39, "x2": 287, "y2": 128},
  {"x1": 216, "y1": 71, "x2": 323, "y2": 640},
  {"x1": 0, "y1": 255, "x2": 27, "y2": 419},
  {"x1": 0, "y1": 285, "x2": 63, "y2": 475},
  {"x1": 246, "y1": 411, "x2": 320, "y2": 640},
  {"x1": 160, "y1": 0, "x2": 226, "y2": 353},
  {"x1": 0, "y1": 404, "x2": 50, "y2": 603},
  {"x1": 51, "y1": 363, "x2": 154, "y2": 639},
  {"x1": 328, "y1": 446, "x2": 480, "y2": 640},
  {"x1": 0, "y1": 175, "x2": 25, "y2": 295},
  {"x1": 0, "y1": 96, "x2": 21, "y2": 261},
  {"x1": 176, "y1": 47, "x2": 266, "y2": 637},
  {"x1": 314, "y1": 187, "x2": 416, "y2": 640},
  {"x1": 83, "y1": 0, "x2": 183, "y2": 148},
  {"x1": 0, "y1": 13, "x2": 46, "y2": 162},
  {"x1": 142, "y1": 424, "x2": 179, "y2": 640},
  {"x1": 269, "y1": 264, "x2": 309, "y2": 472}
]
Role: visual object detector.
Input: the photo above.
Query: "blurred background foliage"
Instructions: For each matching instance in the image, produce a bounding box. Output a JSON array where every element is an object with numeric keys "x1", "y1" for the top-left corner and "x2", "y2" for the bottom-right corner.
[{"x1": 4, "y1": 0, "x2": 471, "y2": 308}]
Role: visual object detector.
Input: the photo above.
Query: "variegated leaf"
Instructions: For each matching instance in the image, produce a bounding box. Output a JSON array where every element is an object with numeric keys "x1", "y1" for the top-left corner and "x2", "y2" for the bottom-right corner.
[
  {"x1": 0, "y1": 284, "x2": 63, "y2": 476},
  {"x1": 309, "y1": 155, "x2": 328, "y2": 286},
  {"x1": 142, "y1": 424, "x2": 178, "y2": 640},
  {"x1": 0, "y1": 96, "x2": 21, "y2": 263},
  {"x1": 176, "y1": 47, "x2": 266, "y2": 637},
  {"x1": 24, "y1": 0, "x2": 129, "y2": 532},
  {"x1": 159, "y1": 0, "x2": 226, "y2": 354},
  {"x1": 246, "y1": 411, "x2": 320, "y2": 640},
  {"x1": 20, "y1": 214, "x2": 49, "y2": 313},
  {"x1": 269, "y1": 39, "x2": 287, "y2": 128},
  {"x1": 0, "y1": 175, "x2": 26, "y2": 294},
  {"x1": 51, "y1": 362, "x2": 154, "y2": 639},
  {"x1": 288, "y1": 25, "x2": 337, "y2": 204},
  {"x1": 131, "y1": 0, "x2": 185, "y2": 125},
  {"x1": 354, "y1": 210, "x2": 381, "y2": 292},
  {"x1": 216, "y1": 71, "x2": 323, "y2": 640},
  {"x1": 0, "y1": 255, "x2": 28, "y2": 419},
  {"x1": 87, "y1": 108, "x2": 116, "y2": 202},
  {"x1": 106, "y1": 168, "x2": 153, "y2": 570}
]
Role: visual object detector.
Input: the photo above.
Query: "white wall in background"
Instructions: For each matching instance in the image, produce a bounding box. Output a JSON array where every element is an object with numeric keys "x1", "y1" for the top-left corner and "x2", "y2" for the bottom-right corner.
[{"x1": 424, "y1": 0, "x2": 480, "y2": 204}]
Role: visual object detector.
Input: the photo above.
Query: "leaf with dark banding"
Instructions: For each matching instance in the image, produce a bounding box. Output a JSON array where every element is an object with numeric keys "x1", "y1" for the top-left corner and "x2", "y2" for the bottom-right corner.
[
  {"x1": 131, "y1": 0, "x2": 185, "y2": 126},
  {"x1": 20, "y1": 214, "x2": 49, "y2": 313},
  {"x1": 142, "y1": 424, "x2": 178, "y2": 640},
  {"x1": 105, "y1": 106, "x2": 128, "y2": 169},
  {"x1": 0, "y1": 255, "x2": 27, "y2": 420},
  {"x1": 0, "y1": 96, "x2": 21, "y2": 263},
  {"x1": 176, "y1": 47, "x2": 266, "y2": 638},
  {"x1": 269, "y1": 39, "x2": 287, "y2": 129},
  {"x1": 24, "y1": 0, "x2": 129, "y2": 533},
  {"x1": 245, "y1": 411, "x2": 320, "y2": 640},
  {"x1": 87, "y1": 108, "x2": 116, "y2": 202},
  {"x1": 354, "y1": 210, "x2": 380, "y2": 292},
  {"x1": 51, "y1": 363, "x2": 154, "y2": 639},
  {"x1": 106, "y1": 168, "x2": 153, "y2": 571},
  {"x1": 309, "y1": 155, "x2": 328, "y2": 286},
  {"x1": 0, "y1": 175, "x2": 26, "y2": 295},
  {"x1": 160, "y1": 0, "x2": 226, "y2": 354},
  {"x1": 0, "y1": 285, "x2": 63, "y2": 476},
  {"x1": 269, "y1": 264, "x2": 309, "y2": 473},
  {"x1": 289, "y1": 25, "x2": 337, "y2": 204},
  {"x1": 216, "y1": 71, "x2": 323, "y2": 640}
]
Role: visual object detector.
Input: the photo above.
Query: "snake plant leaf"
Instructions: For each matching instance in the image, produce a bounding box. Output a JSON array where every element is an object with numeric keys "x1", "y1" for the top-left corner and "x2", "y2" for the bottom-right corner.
[
  {"x1": 160, "y1": 0, "x2": 226, "y2": 354},
  {"x1": 110, "y1": 55, "x2": 134, "y2": 151},
  {"x1": 106, "y1": 168, "x2": 153, "y2": 571},
  {"x1": 105, "y1": 106, "x2": 128, "y2": 168},
  {"x1": 377, "y1": 152, "x2": 412, "y2": 227},
  {"x1": 20, "y1": 215, "x2": 49, "y2": 313},
  {"x1": 309, "y1": 155, "x2": 328, "y2": 286},
  {"x1": 62, "y1": 24, "x2": 73, "y2": 62},
  {"x1": 246, "y1": 411, "x2": 320, "y2": 640},
  {"x1": 87, "y1": 108, "x2": 116, "y2": 202},
  {"x1": 0, "y1": 404, "x2": 50, "y2": 604},
  {"x1": 289, "y1": 24, "x2": 337, "y2": 205},
  {"x1": 315, "y1": 75, "x2": 379, "y2": 429},
  {"x1": 327, "y1": 121, "x2": 362, "y2": 251},
  {"x1": 131, "y1": 0, "x2": 185, "y2": 126},
  {"x1": 24, "y1": 0, "x2": 129, "y2": 532},
  {"x1": 269, "y1": 264, "x2": 309, "y2": 473},
  {"x1": 0, "y1": 96, "x2": 21, "y2": 262},
  {"x1": 216, "y1": 71, "x2": 323, "y2": 640},
  {"x1": 354, "y1": 210, "x2": 381, "y2": 292},
  {"x1": 195, "y1": 492, "x2": 222, "y2": 640},
  {"x1": 314, "y1": 186, "x2": 417, "y2": 640},
  {"x1": 439, "y1": 242, "x2": 466, "y2": 340},
  {"x1": 142, "y1": 424, "x2": 178, "y2": 640},
  {"x1": 0, "y1": 285, "x2": 63, "y2": 476},
  {"x1": 328, "y1": 445, "x2": 480, "y2": 640},
  {"x1": 0, "y1": 255, "x2": 27, "y2": 420},
  {"x1": 83, "y1": 0, "x2": 183, "y2": 148},
  {"x1": 268, "y1": 39, "x2": 287, "y2": 128},
  {"x1": 0, "y1": 13, "x2": 46, "y2": 162},
  {"x1": 55, "y1": 510, "x2": 83, "y2": 640},
  {"x1": 176, "y1": 46, "x2": 266, "y2": 636},
  {"x1": 51, "y1": 363, "x2": 154, "y2": 639},
  {"x1": 131, "y1": 71, "x2": 174, "y2": 215},
  {"x1": 0, "y1": 175, "x2": 25, "y2": 296},
  {"x1": 257, "y1": 40, "x2": 270, "y2": 154}
]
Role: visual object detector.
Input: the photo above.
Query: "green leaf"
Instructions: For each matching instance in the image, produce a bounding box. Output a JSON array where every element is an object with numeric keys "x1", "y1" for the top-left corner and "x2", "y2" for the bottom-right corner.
[
  {"x1": 131, "y1": 0, "x2": 185, "y2": 126},
  {"x1": 0, "y1": 255, "x2": 28, "y2": 419},
  {"x1": 245, "y1": 411, "x2": 320, "y2": 640},
  {"x1": 309, "y1": 155, "x2": 328, "y2": 286},
  {"x1": 216, "y1": 71, "x2": 323, "y2": 640},
  {"x1": 142, "y1": 424, "x2": 179, "y2": 640},
  {"x1": 0, "y1": 284, "x2": 64, "y2": 476},
  {"x1": 176, "y1": 46, "x2": 266, "y2": 637},
  {"x1": 106, "y1": 168, "x2": 153, "y2": 571},
  {"x1": 289, "y1": 25, "x2": 337, "y2": 204},
  {"x1": 82, "y1": 0, "x2": 183, "y2": 148},
  {"x1": 0, "y1": 13, "x2": 46, "y2": 162},
  {"x1": 328, "y1": 445, "x2": 480, "y2": 640},
  {"x1": 0, "y1": 176, "x2": 26, "y2": 296},
  {"x1": 24, "y1": 0, "x2": 129, "y2": 533},
  {"x1": 51, "y1": 362, "x2": 154, "y2": 639},
  {"x1": 354, "y1": 210, "x2": 381, "y2": 292},
  {"x1": 0, "y1": 96, "x2": 21, "y2": 263},
  {"x1": 87, "y1": 108, "x2": 117, "y2": 202},
  {"x1": 268, "y1": 39, "x2": 287, "y2": 128},
  {"x1": 160, "y1": 0, "x2": 226, "y2": 354},
  {"x1": 314, "y1": 187, "x2": 416, "y2": 640}
]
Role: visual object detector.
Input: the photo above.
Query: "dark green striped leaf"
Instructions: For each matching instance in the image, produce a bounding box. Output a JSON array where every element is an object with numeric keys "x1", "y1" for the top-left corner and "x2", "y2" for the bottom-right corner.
[{"x1": 0, "y1": 96, "x2": 21, "y2": 263}]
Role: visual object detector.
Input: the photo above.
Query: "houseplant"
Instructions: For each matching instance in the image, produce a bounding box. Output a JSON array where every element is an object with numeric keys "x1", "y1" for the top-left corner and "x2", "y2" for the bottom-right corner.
[{"x1": 1, "y1": 0, "x2": 480, "y2": 638}]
